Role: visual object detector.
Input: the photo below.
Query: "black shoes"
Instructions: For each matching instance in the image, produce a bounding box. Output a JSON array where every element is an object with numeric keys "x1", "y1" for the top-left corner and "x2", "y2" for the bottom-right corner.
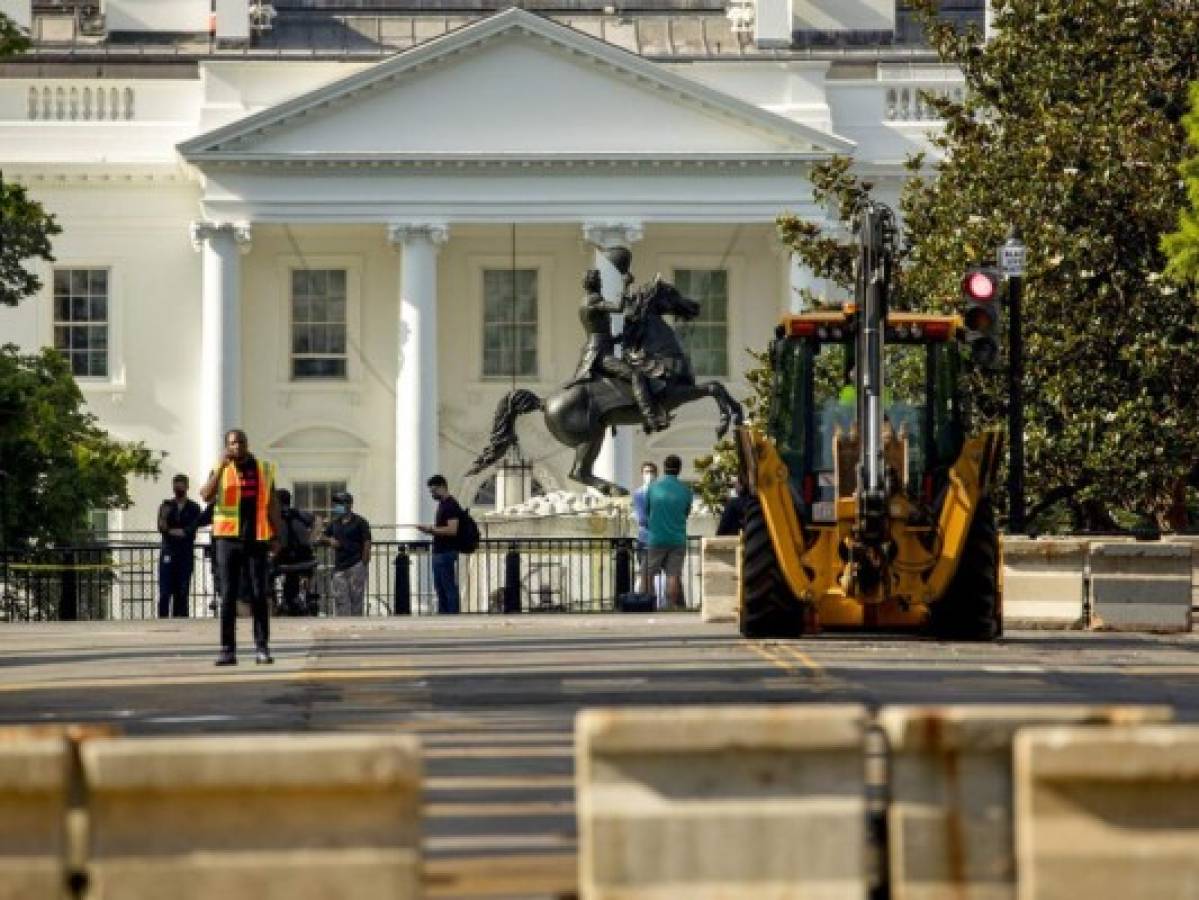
[{"x1": 214, "y1": 648, "x2": 273, "y2": 665}]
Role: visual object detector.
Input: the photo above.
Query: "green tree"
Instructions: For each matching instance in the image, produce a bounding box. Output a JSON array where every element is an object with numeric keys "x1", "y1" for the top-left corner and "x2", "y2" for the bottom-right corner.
[
  {"x1": 0, "y1": 13, "x2": 160, "y2": 549},
  {"x1": 1164, "y1": 82, "x2": 1199, "y2": 284},
  {"x1": 706, "y1": 0, "x2": 1199, "y2": 529},
  {"x1": 0, "y1": 347, "x2": 160, "y2": 548}
]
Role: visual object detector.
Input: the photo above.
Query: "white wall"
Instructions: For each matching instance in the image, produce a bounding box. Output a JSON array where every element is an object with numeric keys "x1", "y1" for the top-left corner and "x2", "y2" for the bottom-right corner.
[
  {"x1": 16, "y1": 180, "x2": 205, "y2": 530},
  {"x1": 793, "y1": 0, "x2": 894, "y2": 31},
  {"x1": 103, "y1": 0, "x2": 208, "y2": 33}
]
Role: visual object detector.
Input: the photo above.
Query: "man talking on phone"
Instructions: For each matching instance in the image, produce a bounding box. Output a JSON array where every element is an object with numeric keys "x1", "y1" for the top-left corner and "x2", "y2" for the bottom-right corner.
[{"x1": 200, "y1": 429, "x2": 284, "y2": 666}]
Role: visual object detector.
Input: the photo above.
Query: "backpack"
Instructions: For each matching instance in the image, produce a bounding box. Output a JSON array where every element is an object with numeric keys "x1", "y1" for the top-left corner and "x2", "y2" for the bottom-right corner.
[{"x1": 456, "y1": 507, "x2": 482, "y2": 554}]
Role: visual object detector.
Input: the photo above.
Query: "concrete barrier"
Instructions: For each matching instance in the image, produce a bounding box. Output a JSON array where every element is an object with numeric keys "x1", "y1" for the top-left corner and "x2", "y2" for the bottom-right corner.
[
  {"x1": 1014, "y1": 724, "x2": 1199, "y2": 900},
  {"x1": 576, "y1": 703, "x2": 869, "y2": 899},
  {"x1": 0, "y1": 735, "x2": 70, "y2": 900},
  {"x1": 700, "y1": 536, "x2": 740, "y2": 624},
  {"x1": 1000, "y1": 538, "x2": 1087, "y2": 629},
  {"x1": 1164, "y1": 535, "x2": 1199, "y2": 628},
  {"x1": 1089, "y1": 541, "x2": 1192, "y2": 632},
  {"x1": 81, "y1": 733, "x2": 422, "y2": 899},
  {"x1": 879, "y1": 705, "x2": 1173, "y2": 900}
]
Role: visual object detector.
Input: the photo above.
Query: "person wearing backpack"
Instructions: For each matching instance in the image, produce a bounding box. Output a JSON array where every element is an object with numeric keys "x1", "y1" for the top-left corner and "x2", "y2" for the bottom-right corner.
[
  {"x1": 419, "y1": 475, "x2": 465, "y2": 614},
  {"x1": 274, "y1": 489, "x2": 317, "y2": 615}
]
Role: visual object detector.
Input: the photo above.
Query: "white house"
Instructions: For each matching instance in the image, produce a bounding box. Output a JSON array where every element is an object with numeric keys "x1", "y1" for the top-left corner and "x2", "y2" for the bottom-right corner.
[{"x1": 0, "y1": 0, "x2": 977, "y2": 533}]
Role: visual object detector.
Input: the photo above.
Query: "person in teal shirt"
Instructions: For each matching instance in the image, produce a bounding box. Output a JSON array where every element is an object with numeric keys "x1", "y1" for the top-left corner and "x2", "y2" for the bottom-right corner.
[{"x1": 645, "y1": 454, "x2": 693, "y2": 610}]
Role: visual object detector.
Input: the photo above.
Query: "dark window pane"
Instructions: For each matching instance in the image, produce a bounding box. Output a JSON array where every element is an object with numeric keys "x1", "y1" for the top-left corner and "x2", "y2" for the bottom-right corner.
[
  {"x1": 54, "y1": 326, "x2": 70, "y2": 350},
  {"x1": 70, "y1": 270, "x2": 88, "y2": 296},
  {"x1": 90, "y1": 269, "x2": 108, "y2": 296},
  {"x1": 54, "y1": 270, "x2": 70, "y2": 296},
  {"x1": 90, "y1": 296, "x2": 107, "y2": 322}
]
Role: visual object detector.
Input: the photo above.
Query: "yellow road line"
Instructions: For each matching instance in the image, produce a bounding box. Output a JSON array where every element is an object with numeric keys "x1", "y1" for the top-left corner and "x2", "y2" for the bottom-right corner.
[
  {"x1": 0, "y1": 665, "x2": 423, "y2": 694},
  {"x1": 777, "y1": 643, "x2": 827, "y2": 679},
  {"x1": 423, "y1": 853, "x2": 575, "y2": 898}
]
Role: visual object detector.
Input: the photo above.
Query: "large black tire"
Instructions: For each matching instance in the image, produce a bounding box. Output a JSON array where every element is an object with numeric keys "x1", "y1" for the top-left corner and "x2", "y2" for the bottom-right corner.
[
  {"x1": 739, "y1": 498, "x2": 809, "y2": 639},
  {"x1": 928, "y1": 496, "x2": 1001, "y2": 641}
]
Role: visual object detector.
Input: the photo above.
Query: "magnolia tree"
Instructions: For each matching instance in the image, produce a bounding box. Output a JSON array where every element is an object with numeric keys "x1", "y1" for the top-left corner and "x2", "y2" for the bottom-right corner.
[
  {"x1": 697, "y1": 0, "x2": 1199, "y2": 529},
  {"x1": 0, "y1": 13, "x2": 159, "y2": 549}
]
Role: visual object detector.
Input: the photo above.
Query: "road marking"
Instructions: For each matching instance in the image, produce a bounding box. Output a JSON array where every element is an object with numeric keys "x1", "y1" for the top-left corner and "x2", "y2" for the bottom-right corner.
[
  {"x1": 426, "y1": 800, "x2": 573, "y2": 818},
  {"x1": 425, "y1": 775, "x2": 574, "y2": 791},
  {"x1": 982, "y1": 664, "x2": 1047, "y2": 673},
  {"x1": 145, "y1": 714, "x2": 237, "y2": 725},
  {"x1": 424, "y1": 745, "x2": 571, "y2": 760},
  {"x1": 426, "y1": 833, "x2": 575, "y2": 853}
]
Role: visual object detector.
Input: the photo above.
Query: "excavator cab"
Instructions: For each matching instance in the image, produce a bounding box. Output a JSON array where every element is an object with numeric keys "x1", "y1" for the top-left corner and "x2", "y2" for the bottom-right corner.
[{"x1": 736, "y1": 203, "x2": 1004, "y2": 640}]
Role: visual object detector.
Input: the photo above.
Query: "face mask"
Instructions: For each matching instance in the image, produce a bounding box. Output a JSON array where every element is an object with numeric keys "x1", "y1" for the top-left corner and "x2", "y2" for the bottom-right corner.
[
  {"x1": 642, "y1": 473, "x2": 654, "y2": 486},
  {"x1": 331, "y1": 504, "x2": 347, "y2": 516}
]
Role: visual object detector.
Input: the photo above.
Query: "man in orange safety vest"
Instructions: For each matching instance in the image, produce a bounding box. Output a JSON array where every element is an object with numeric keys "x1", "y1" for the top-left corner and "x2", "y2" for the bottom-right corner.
[{"x1": 200, "y1": 428, "x2": 284, "y2": 666}]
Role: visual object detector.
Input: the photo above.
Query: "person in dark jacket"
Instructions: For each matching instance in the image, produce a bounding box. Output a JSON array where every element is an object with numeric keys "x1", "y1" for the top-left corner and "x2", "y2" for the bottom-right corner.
[
  {"x1": 157, "y1": 474, "x2": 203, "y2": 618},
  {"x1": 716, "y1": 476, "x2": 750, "y2": 537}
]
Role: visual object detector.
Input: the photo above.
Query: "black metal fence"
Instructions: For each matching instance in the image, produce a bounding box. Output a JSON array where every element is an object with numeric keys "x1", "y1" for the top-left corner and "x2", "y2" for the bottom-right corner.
[{"x1": 0, "y1": 537, "x2": 703, "y2": 622}]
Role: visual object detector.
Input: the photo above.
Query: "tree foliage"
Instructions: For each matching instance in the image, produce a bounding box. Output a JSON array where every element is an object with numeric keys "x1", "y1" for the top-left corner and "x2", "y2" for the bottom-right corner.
[
  {"x1": 1164, "y1": 82, "x2": 1199, "y2": 283},
  {"x1": 699, "y1": 0, "x2": 1199, "y2": 527},
  {"x1": 0, "y1": 347, "x2": 160, "y2": 548}
]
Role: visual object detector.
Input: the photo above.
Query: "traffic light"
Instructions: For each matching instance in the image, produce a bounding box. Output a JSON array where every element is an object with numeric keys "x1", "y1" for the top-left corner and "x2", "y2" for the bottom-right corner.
[{"x1": 962, "y1": 266, "x2": 1002, "y2": 368}]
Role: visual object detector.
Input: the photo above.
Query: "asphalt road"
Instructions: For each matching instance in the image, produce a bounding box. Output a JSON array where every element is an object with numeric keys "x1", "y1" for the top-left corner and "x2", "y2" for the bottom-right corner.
[{"x1": 2, "y1": 614, "x2": 1198, "y2": 898}]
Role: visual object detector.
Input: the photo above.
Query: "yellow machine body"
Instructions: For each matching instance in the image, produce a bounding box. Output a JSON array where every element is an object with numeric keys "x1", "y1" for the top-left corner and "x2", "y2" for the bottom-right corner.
[{"x1": 737, "y1": 309, "x2": 1004, "y2": 633}]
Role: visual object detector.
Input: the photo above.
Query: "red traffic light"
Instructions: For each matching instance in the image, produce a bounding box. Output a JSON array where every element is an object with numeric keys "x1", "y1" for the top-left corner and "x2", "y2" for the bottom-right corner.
[{"x1": 962, "y1": 270, "x2": 998, "y2": 301}]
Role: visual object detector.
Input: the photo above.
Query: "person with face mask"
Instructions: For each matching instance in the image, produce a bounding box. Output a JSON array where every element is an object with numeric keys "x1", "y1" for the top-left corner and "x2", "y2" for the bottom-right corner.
[
  {"x1": 156, "y1": 474, "x2": 203, "y2": 618},
  {"x1": 632, "y1": 461, "x2": 658, "y2": 597},
  {"x1": 321, "y1": 491, "x2": 372, "y2": 616}
]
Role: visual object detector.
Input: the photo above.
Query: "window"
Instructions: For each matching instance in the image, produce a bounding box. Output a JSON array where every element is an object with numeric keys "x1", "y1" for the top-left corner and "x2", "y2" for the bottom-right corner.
[
  {"x1": 53, "y1": 268, "x2": 109, "y2": 378},
  {"x1": 293, "y1": 481, "x2": 347, "y2": 523},
  {"x1": 673, "y1": 268, "x2": 730, "y2": 377},
  {"x1": 482, "y1": 269, "x2": 538, "y2": 378},
  {"x1": 85, "y1": 509, "x2": 111, "y2": 542},
  {"x1": 291, "y1": 269, "x2": 348, "y2": 379}
]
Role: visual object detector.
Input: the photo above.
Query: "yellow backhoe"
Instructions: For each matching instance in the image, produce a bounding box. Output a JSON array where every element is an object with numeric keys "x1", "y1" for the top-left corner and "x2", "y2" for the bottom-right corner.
[{"x1": 736, "y1": 201, "x2": 1004, "y2": 639}]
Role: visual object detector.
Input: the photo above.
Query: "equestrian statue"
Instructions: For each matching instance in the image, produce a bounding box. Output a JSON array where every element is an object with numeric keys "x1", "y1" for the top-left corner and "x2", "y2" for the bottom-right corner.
[{"x1": 468, "y1": 246, "x2": 744, "y2": 497}]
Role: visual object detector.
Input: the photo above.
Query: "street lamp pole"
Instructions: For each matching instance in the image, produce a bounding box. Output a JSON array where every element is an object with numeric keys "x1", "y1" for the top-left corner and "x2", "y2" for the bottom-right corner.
[{"x1": 1000, "y1": 228, "x2": 1027, "y2": 534}]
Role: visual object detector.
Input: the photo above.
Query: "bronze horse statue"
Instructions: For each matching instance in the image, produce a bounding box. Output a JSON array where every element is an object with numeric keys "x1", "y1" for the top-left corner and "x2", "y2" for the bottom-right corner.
[{"x1": 468, "y1": 278, "x2": 744, "y2": 496}]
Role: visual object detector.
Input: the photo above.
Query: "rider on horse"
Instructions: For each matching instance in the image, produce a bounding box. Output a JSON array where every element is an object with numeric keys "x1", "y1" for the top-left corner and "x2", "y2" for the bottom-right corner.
[{"x1": 566, "y1": 247, "x2": 670, "y2": 433}]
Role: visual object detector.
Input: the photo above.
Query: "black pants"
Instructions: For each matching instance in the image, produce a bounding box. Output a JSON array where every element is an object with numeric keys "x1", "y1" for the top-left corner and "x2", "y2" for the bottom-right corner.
[
  {"x1": 157, "y1": 552, "x2": 193, "y2": 618},
  {"x1": 215, "y1": 539, "x2": 270, "y2": 652}
]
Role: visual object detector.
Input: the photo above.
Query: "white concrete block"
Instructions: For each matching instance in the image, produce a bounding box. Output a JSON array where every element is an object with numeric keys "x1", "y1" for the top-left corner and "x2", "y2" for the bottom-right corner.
[
  {"x1": 82, "y1": 733, "x2": 422, "y2": 899},
  {"x1": 577, "y1": 704, "x2": 869, "y2": 899},
  {"x1": 1015, "y1": 724, "x2": 1199, "y2": 900},
  {"x1": 0, "y1": 737, "x2": 69, "y2": 900},
  {"x1": 881, "y1": 705, "x2": 1173, "y2": 900},
  {"x1": 700, "y1": 536, "x2": 740, "y2": 624},
  {"x1": 1089, "y1": 541, "x2": 1191, "y2": 632},
  {"x1": 1001, "y1": 538, "x2": 1086, "y2": 628}
]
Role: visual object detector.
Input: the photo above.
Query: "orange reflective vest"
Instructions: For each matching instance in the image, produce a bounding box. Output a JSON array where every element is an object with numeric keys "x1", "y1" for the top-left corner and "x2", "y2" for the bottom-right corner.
[{"x1": 212, "y1": 458, "x2": 276, "y2": 542}]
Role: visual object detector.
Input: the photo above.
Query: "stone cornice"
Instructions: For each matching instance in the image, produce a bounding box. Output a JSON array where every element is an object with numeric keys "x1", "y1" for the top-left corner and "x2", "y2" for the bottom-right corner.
[{"x1": 193, "y1": 153, "x2": 821, "y2": 171}]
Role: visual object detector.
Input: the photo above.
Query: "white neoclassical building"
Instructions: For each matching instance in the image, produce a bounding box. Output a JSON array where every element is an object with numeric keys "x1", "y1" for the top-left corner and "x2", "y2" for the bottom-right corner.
[{"x1": 0, "y1": 0, "x2": 979, "y2": 532}]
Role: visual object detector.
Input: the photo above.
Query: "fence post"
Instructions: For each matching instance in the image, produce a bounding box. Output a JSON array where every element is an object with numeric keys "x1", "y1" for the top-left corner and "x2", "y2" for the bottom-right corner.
[
  {"x1": 503, "y1": 543, "x2": 521, "y2": 613},
  {"x1": 60, "y1": 550, "x2": 78, "y2": 621},
  {"x1": 615, "y1": 538, "x2": 632, "y2": 601},
  {"x1": 393, "y1": 546, "x2": 411, "y2": 616}
]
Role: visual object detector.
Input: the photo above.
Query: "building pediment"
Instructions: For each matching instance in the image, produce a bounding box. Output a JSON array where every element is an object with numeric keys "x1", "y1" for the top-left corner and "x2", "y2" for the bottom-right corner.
[{"x1": 179, "y1": 9, "x2": 852, "y2": 165}]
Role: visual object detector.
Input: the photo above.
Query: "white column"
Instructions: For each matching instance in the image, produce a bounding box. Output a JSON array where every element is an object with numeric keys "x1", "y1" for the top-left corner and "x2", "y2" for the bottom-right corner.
[
  {"x1": 389, "y1": 222, "x2": 448, "y2": 537},
  {"x1": 582, "y1": 219, "x2": 644, "y2": 494},
  {"x1": 191, "y1": 220, "x2": 250, "y2": 461}
]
